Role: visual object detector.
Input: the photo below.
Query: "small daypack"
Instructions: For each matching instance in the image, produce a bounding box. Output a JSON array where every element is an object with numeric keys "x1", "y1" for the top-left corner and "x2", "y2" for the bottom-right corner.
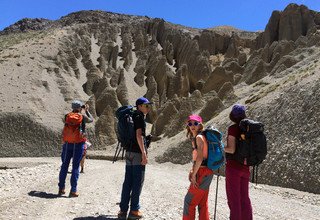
[
  {"x1": 113, "y1": 105, "x2": 136, "y2": 162},
  {"x1": 201, "y1": 126, "x2": 224, "y2": 220},
  {"x1": 62, "y1": 112, "x2": 84, "y2": 143},
  {"x1": 235, "y1": 119, "x2": 267, "y2": 166},
  {"x1": 202, "y1": 126, "x2": 225, "y2": 171}
]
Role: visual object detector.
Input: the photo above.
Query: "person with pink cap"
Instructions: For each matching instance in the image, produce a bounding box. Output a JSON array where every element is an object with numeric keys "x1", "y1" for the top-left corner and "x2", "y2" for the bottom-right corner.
[
  {"x1": 224, "y1": 104, "x2": 253, "y2": 220},
  {"x1": 182, "y1": 114, "x2": 214, "y2": 220}
]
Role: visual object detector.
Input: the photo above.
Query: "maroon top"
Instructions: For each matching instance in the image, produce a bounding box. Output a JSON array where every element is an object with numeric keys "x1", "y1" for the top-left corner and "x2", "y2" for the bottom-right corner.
[{"x1": 226, "y1": 124, "x2": 249, "y2": 171}]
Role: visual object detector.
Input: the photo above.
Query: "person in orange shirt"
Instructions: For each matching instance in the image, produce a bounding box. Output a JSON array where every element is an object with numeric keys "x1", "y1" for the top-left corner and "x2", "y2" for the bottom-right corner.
[
  {"x1": 58, "y1": 100, "x2": 93, "y2": 197},
  {"x1": 183, "y1": 114, "x2": 214, "y2": 220}
]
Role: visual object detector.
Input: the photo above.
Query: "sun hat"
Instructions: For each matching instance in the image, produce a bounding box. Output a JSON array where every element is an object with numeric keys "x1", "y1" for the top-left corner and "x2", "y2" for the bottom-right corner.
[
  {"x1": 135, "y1": 97, "x2": 153, "y2": 106},
  {"x1": 231, "y1": 104, "x2": 246, "y2": 119},
  {"x1": 187, "y1": 114, "x2": 203, "y2": 123},
  {"x1": 71, "y1": 100, "x2": 83, "y2": 110}
]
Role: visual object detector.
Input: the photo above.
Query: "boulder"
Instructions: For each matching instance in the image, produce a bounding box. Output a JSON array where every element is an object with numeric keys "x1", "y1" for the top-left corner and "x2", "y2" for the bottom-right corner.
[
  {"x1": 96, "y1": 87, "x2": 118, "y2": 116},
  {"x1": 202, "y1": 67, "x2": 234, "y2": 93},
  {"x1": 151, "y1": 102, "x2": 179, "y2": 136},
  {"x1": 199, "y1": 96, "x2": 224, "y2": 122},
  {"x1": 94, "y1": 105, "x2": 117, "y2": 145},
  {"x1": 223, "y1": 59, "x2": 244, "y2": 75},
  {"x1": 217, "y1": 82, "x2": 235, "y2": 100},
  {"x1": 243, "y1": 59, "x2": 269, "y2": 84},
  {"x1": 238, "y1": 52, "x2": 247, "y2": 66}
]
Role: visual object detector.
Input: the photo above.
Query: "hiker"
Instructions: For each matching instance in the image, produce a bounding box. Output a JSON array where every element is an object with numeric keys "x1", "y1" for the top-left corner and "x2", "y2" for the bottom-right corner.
[
  {"x1": 118, "y1": 97, "x2": 152, "y2": 220},
  {"x1": 183, "y1": 114, "x2": 214, "y2": 220},
  {"x1": 80, "y1": 140, "x2": 91, "y2": 173},
  {"x1": 79, "y1": 104, "x2": 92, "y2": 174},
  {"x1": 224, "y1": 104, "x2": 253, "y2": 220},
  {"x1": 58, "y1": 100, "x2": 93, "y2": 197}
]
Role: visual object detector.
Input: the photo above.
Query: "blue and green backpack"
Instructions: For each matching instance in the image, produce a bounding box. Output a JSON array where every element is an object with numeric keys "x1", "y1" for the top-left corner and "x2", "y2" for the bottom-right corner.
[{"x1": 202, "y1": 126, "x2": 225, "y2": 171}]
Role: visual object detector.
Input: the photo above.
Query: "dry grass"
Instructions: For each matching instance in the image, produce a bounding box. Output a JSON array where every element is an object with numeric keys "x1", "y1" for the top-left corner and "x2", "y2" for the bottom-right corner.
[
  {"x1": 245, "y1": 83, "x2": 280, "y2": 104},
  {"x1": 0, "y1": 30, "x2": 49, "y2": 51}
]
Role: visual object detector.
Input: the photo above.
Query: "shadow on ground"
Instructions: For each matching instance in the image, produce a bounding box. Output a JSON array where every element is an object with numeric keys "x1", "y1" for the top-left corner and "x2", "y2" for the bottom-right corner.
[
  {"x1": 28, "y1": 191, "x2": 61, "y2": 199},
  {"x1": 73, "y1": 215, "x2": 118, "y2": 220}
]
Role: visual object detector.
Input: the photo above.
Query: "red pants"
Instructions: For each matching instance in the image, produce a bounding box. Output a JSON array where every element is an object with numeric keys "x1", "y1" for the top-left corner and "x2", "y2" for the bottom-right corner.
[
  {"x1": 225, "y1": 164, "x2": 252, "y2": 220},
  {"x1": 183, "y1": 167, "x2": 214, "y2": 220}
]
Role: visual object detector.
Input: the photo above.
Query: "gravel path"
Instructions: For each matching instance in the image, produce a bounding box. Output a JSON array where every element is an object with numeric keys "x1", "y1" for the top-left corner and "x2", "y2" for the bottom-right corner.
[{"x1": 0, "y1": 158, "x2": 319, "y2": 220}]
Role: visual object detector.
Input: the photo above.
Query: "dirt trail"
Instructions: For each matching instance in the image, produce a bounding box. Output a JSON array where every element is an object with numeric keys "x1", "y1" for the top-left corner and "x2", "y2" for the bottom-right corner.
[{"x1": 0, "y1": 158, "x2": 319, "y2": 220}]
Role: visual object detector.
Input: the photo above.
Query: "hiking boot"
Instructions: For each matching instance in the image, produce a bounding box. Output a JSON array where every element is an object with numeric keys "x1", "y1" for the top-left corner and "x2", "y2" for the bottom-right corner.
[
  {"x1": 117, "y1": 210, "x2": 127, "y2": 220},
  {"x1": 69, "y1": 191, "x2": 79, "y2": 197},
  {"x1": 128, "y1": 210, "x2": 143, "y2": 219},
  {"x1": 58, "y1": 189, "x2": 66, "y2": 196}
]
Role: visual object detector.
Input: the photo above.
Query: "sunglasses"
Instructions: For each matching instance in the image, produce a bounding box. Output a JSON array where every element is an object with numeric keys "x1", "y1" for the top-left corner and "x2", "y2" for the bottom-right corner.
[
  {"x1": 142, "y1": 104, "x2": 151, "y2": 108},
  {"x1": 187, "y1": 121, "x2": 200, "y2": 127}
]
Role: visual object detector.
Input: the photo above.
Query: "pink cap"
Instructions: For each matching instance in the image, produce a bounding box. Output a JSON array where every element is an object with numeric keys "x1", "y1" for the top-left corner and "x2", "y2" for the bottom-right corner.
[{"x1": 188, "y1": 114, "x2": 203, "y2": 123}]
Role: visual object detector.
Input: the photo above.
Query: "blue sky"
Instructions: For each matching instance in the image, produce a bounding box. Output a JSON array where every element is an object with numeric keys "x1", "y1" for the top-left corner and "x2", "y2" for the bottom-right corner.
[{"x1": 0, "y1": 0, "x2": 319, "y2": 32}]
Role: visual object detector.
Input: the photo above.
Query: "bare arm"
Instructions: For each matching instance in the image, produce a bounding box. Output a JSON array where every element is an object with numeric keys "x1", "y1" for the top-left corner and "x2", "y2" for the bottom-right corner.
[
  {"x1": 190, "y1": 135, "x2": 204, "y2": 187},
  {"x1": 192, "y1": 136, "x2": 204, "y2": 175},
  {"x1": 224, "y1": 135, "x2": 236, "y2": 154},
  {"x1": 82, "y1": 104, "x2": 94, "y2": 123},
  {"x1": 136, "y1": 128, "x2": 148, "y2": 165}
]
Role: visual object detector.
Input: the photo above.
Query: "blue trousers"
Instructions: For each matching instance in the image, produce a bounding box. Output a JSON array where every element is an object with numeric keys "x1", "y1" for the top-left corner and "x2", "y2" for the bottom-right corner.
[
  {"x1": 58, "y1": 142, "x2": 84, "y2": 192},
  {"x1": 120, "y1": 164, "x2": 146, "y2": 212}
]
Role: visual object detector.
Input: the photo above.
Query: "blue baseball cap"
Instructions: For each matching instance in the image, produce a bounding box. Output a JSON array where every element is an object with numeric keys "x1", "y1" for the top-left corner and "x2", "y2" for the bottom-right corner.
[
  {"x1": 71, "y1": 100, "x2": 83, "y2": 110},
  {"x1": 135, "y1": 97, "x2": 153, "y2": 106},
  {"x1": 231, "y1": 104, "x2": 246, "y2": 118}
]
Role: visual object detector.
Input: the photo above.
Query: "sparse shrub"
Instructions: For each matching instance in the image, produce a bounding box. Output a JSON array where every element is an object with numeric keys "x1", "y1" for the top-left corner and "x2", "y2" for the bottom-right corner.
[
  {"x1": 254, "y1": 80, "x2": 269, "y2": 87},
  {"x1": 245, "y1": 84, "x2": 280, "y2": 104}
]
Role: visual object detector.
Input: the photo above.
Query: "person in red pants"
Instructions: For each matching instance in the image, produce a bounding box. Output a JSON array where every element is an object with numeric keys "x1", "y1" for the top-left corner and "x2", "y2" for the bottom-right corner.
[
  {"x1": 224, "y1": 104, "x2": 253, "y2": 220},
  {"x1": 183, "y1": 114, "x2": 214, "y2": 220}
]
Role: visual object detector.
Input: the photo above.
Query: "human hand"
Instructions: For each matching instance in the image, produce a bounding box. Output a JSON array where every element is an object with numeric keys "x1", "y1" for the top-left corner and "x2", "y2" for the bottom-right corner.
[
  {"x1": 141, "y1": 153, "x2": 148, "y2": 165},
  {"x1": 188, "y1": 170, "x2": 193, "y2": 182},
  {"x1": 191, "y1": 173, "x2": 198, "y2": 188}
]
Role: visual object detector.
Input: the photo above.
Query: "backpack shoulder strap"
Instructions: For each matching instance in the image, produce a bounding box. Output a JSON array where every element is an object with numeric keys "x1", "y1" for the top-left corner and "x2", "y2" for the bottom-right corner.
[
  {"x1": 64, "y1": 112, "x2": 70, "y2": 125},
  {"x1": 194, "y1": 133, "x2": 208, "y2": 165}
]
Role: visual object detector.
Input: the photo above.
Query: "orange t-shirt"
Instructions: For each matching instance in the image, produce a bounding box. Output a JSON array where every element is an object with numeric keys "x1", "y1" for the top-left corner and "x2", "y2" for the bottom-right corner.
[{"x1": 192, "y1": 134, "x2": 208, "y2": 162}]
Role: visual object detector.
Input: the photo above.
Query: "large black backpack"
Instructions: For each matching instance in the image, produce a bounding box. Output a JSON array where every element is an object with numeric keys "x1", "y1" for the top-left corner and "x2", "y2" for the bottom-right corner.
[
  {"x1": 235, "y1": 119, "x2": 267, "y2": 166},
  {"x1": 113, "y1": 105, "x2": 136, "y2": 162},
  {"x1": 235, "y1": 119, "x2": 267, "y2": 183}
]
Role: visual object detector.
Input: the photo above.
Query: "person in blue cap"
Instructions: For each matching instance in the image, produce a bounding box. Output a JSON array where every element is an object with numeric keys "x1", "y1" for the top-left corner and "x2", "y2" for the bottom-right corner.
[
  {"x1": 224, "y1": 104, "x2": 253, "y2": 220},
  {"x1": 118, "y1": 97, "x2": 153, "y2": 220},
  {"x1": 58, "y1": 100, "x2": 93, "y2": 197}
]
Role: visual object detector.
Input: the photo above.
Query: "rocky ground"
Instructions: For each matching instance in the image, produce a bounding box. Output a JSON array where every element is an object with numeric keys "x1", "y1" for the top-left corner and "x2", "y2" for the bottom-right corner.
[{"x1": 0, "y1": 157, "x2": 319, "y2": 220}]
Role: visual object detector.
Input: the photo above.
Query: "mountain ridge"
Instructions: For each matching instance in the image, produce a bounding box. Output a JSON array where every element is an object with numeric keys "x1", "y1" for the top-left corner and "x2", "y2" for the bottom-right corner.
[{"x1": 0, "y1": 3, "x2": 319, "y2": 194}]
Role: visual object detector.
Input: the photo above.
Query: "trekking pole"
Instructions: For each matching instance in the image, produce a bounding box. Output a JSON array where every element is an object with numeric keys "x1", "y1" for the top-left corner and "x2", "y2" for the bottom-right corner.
[
  {"x1": 121, "y1": 146, "x2": 125, "y2": 160},
  {"x1": 251, "y1": 166, "x2": 255, "y2": 183},
  {"x1": 255, "y1": 165, "x2": 259, "y2": 186},
  {"x1": 113, "y1": 142, "x2": 121, "y2": 163},
  {"x1": 214, "y1": 169, "x2": 219, "y2": 220}
]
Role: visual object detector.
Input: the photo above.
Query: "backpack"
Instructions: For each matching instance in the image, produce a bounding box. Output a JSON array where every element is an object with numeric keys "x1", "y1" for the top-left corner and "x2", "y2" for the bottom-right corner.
[
  {"x1": 202, "y1": 126, "x2": 225, "y2": 171},
  {"x1": 113, "y1": 105, "x2": 136, "y2": 162},
  {"x1": 235, "y1": 119, "x2": 267, "y2": 166},
  {"x1": 62, "y1": 112, "x2": 84, "y2": 143}
]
